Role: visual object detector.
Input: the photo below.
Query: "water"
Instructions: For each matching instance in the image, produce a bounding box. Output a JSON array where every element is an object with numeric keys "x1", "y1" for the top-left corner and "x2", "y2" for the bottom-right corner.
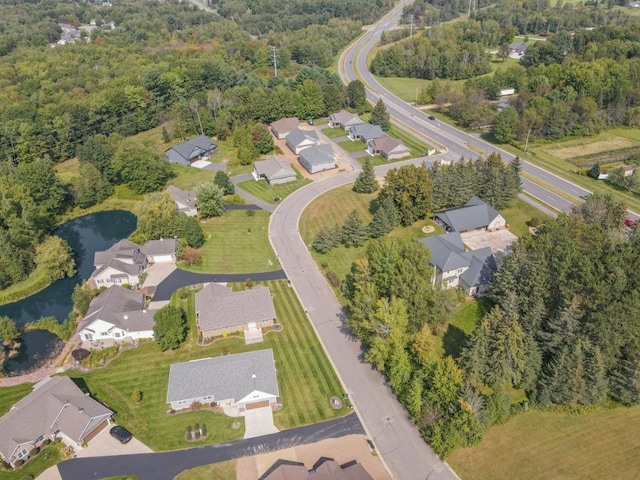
[{"x1": 1, "y1": 210, "x2": 137, "y2": 376}]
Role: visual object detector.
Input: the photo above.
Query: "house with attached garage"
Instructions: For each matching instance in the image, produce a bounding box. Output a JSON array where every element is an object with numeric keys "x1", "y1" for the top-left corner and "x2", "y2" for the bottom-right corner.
[
  {"x1": 298, "y1": 144, "x2": 337, "y2": 174},
  {"x1": 348, "y1": 123, "x2": 384, "y2": 143},
  {"x1": 420, "y1": 233, "x2": 497, "y2": 295},
  {"x1": 271, "y1": 117, "x2": 299, "y2": 139},
  {"x1": 166, "y1": 349, "x2": 280, "y2": 412},
  {"x1": 367, "y1": 134, "x2": 411, "y2": 161},
  {"x1": 434, "y1": 196, "x2": 506, "y2": 233},
  {"x1": 0, "y1": 376, "x2": 113, "y2": 468},
  {"x1": 167, "y1": 185, "x2": 197, "y2": 217},
  {"x1": 164, "y1": 135, "x2": 218, "y2": 166},
  {"x1": 328, "y1": 109, "x2": 365, "y2": 130},
  {"x1": 90, "y1": 239, "x2": 147, "y2": 288},
  {"x1": 78, "y1": 285, "x2": 157, "y2": 342},
  {"x1": 252, "y1": 156, "x2": 297, "y2": 185},
  {"x1": 142, "y1": 238, "x2": 177, "y2": 263},
  {"x1": 196, "y1": 283, "x2": 276, "y2": 343},
  {"x1": 285, "y1": 128, "x2": 320, "y2": 154}
]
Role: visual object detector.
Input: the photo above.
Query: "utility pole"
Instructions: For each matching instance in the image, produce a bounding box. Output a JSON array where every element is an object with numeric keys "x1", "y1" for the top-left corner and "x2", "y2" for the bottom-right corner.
[
  {"x1": 410, "y1": 13, "x2": 414, "y2": 37},
  {"x1": 524, "y1": 127, "x2": 532, "y2": 153},
  {"x1": 272, "y1": 46, "x2": 277, "y2": 77}
]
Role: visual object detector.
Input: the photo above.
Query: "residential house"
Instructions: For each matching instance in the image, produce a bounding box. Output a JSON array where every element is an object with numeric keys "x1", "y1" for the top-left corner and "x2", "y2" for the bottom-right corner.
[
  {"x1": 298, "y1": 144, "x2": 337, "y2": 174},
  {"x1": 499, "y1": 88, "x2": 515, "y2": 96},
  {"x1": 142, "y1": 238, "x2": 177, "y2": 263},
  {"x1": 195, "y1": 284, "x2": 276, "y2": 340},
  {"x1": 285, "y1": 128, "x2": 320, "y2": 154},
  {"x1": 261, "y1": 457, "x2": 374, "y2": 480},
  {"x1": 164, "y1": 135, "x2": 217, "y2": 166},
  {"x1": 328, "y1": 109, "x2": 365, "y2": 130},
  {"x1": 348, "y1": 123, "x2": 384, "y2": 143},
  {"x1": 508, "y1": 43, "x2": 528, "y2": 56},
  {"x1": 271, "y1": 117, "x2": 300, "y2": 139},
  {"x1": 367, "y1": 134, "x2": 411, "y2": 161},
  {"x1": 420, "y1": 233, "x2": 497, "y2": 295},
  {"x1": 435, "y1": 196, "x2": 506, "y2": 233},
  {"x1": 78, "y1": 286, "x2": 156, "y2": 342},
  {"x1": 167, "y1": 185, "x2": 197, "y2": 217},
  {"x1": 253, "y1": 157, "x2": 297, "y2": 185},
  {"x1": 621, "y1": 165, "x2": 635, "y2": 177},
  {"x1": 166, "y1": 349, "x2": 279, "y2": 412},
  {"x1": 90, "y1": 239, "x2": 146, "y2": 288},
  {"x1": 0, "y1": 376, "x2": 112, "y2": 467}
]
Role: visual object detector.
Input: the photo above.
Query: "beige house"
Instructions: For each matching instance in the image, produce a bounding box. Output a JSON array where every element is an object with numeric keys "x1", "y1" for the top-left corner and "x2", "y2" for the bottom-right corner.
[
  {"x1": 167, "y1": 185, "x2": 197, "y2": 217},
  {"x1": 90, "y1": 239, "x2": 146, "y2": 288},
  {"x1": 367, "y1": 134, "x2": 411, "y2": 161},
  {"x1": 271, "y1": 117, "x2": 299, "y2": 139},
  {"x1": 285, "y1": 128, "x2": 320, "y2": 154},
  {"x1": 253, "y1": 157, "x2": 297, "y2": 185},
  {"x1": 328, "y1": 109, "x2": 365, "y2": 130}
]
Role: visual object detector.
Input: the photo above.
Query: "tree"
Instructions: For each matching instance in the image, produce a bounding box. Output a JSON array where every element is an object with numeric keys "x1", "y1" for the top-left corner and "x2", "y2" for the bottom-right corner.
[
  {"x1": 213, "y1": 170, "x2": 235, "y2": 195},
  {"x1": 112, "y1": 141, "x2": 172, "y2": 194},
  {"x1": 135, "y1": 193, "x2": 183, "y2": 240},
  {"x1": 370, "y1": 98, "x2": 391, "y2": 131},
  {"x1": 353, "y1": 157, "x2": 378, "y2": 194},
  {"x1": 0, "y1": 316, "x2": 20, "y2": 346},
  {"x1": 492, "y1": 107, "x2": 519, "y2": 144},
  {"x1": 72, "y1": 284, "x2": 97, "y2": 316},
  {"x1": 76, "y1": 134, "x2": 118, "y2": 183},
  {"x1": 35, "y1": 236, "x2": 76, "y2": 282},
  {"x1": 182, "y1": 247, "x2": 202, "y2": 266},
  {"x1": 378, "y1": 165, "x2": 433, "y2": 226},
  {"x1": 251, "y1": 124, "x2": 274, "y2": 154},
  {"x1": 571, "y1": 192, "x2": 626, "y2": 231},
  {"x1": 341, "y1": 210, "x2": 368, "y2": 247},
  {"x1": 368, "y1": 205, "x2": 394, "y2": 238},
  {"x1": 76, "y1": 162, "x2": 113, "y2": 208},
  {"x1": 346, "y1": 79, "x2": 367, "y2": 112},
  {"x1": 608, "y1": 167, "x2": 637, "y2": 190},
  {"x1": 153, "y1": 305, "x2": 187, "y2": 351},
  {"x1": 498, "y1": 42, "x2": 510, "y2": 62},
  {"x1": 587, "y1": 163, "x2": 601, "y2": 179},
  {"x1": 312, "y1": 225, "x2": 342, "y2": 253},
  {"x1": 196, "y1": 182, "x2": 225, "y2": 218},
  {"x1": 183, "y1": 216, "x2": 204, "y2": 248},
  {"x1": 294, "y1": 80, "x2": 324, "y2": 119}
]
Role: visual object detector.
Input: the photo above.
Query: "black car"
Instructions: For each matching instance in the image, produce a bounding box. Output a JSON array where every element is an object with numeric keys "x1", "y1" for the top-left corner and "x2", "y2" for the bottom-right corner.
[
  {"x1": 428, "y1": 115, "x2": 436, "y2": 120},
  {"x1": 110, "y1": 425, "x2": 133, "y2": 444}
]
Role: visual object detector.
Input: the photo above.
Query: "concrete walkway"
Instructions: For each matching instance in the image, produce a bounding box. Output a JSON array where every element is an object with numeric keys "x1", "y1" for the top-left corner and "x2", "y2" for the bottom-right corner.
[{"x1": 37, "y1": 466, "x2": 63, "y2": 480}]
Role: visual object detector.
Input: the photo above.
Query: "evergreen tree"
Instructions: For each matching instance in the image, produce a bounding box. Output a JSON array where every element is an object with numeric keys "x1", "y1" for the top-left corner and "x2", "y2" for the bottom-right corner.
[
  {"x1": 342, "y1": 210, "x2": 368, "y2": 247},
  {"x1": 213, "y1": 170, "x2": 235, "y2": 195},
  {"x1": 346, "y1": 79, "x2": 367, "y2": 112},
  {"x1": 76, "y1": 162, "x2": 113, "y2": 208},
  {"x1": 312, "y1": 225, "x2": 341, "y2": 253},
  {"x1": 538, "y1": 298, "x2": 581, "y2": 359},
  {"x1": 370, "y1": 98, "x2": 391, "y2": 131},
  {"x1": 183, "y1": 216, "x2": 204, "y2": 248},
  {"x1": 380, "y1": 197, "x2": 399, "y2": 228},
  {"x1": 353, "y1": 157, "x2": 379, "y2": 193},
  {"x1": 587, "y1": 163, "x2": 601, "y2": 179},
  {"x1": 369, "y1": 206, "x2": 393, "y2": 238},
  {"x1": 609, "y1": 350, "x2": 640, "y2": 405}
]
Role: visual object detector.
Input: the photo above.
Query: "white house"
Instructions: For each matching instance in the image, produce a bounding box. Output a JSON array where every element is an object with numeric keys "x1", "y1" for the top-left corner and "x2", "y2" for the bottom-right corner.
[
  {"x1": 90, "y1": 239, "x2": 146, "y2": 288},
  {"x1": 142, "y1": 238, "x2": 177, "y2": 263},
  {"x1": 78, "y1": 286, "x2": 156, "y2": 342}
]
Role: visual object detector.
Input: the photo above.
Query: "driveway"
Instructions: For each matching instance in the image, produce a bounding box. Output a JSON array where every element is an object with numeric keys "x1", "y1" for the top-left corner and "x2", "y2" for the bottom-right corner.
[
  {"x1": 74, "y1": 426, "x2": 153, "y2": 458},
  {"x1": 244, "y1": 406, "x2": 279, "y2": 439},
  {"x1": 143, "y1": 262, "x2": 176, "y2": 288}
]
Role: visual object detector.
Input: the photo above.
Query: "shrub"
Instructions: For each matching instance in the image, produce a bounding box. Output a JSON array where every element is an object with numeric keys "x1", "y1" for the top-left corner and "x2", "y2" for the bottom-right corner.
[
  {"x1": 245, "y1": 278, "x2": 253, "y2": 288},
  {"x1": 14, "y1": 459, "x2": 24, "y2": 467},
  {"x1": 131, "y1": 389, "x2": 142, "y2": 403},
  {"x1": 247, "y1": 209, "x2": 255, "y2": 217},
  {"x1": 168, "y1": 408, "x2": 176, "y2": 414},
  {"x1": 321, "y1": 262, "x2": 328, "y2": 269},
  {"x1": 42, "y1": 439, "x2": 51, "y2": 446},
  {"x1": 190, "y1": 400, "x2": 203, "y2": 410},
  {"x1": 29, "y1": 447, "x2": 39, "y2": 456},
  {"x1": 326, "y1": 271, "x2": 340, "y2": 288},
  {"x1": 194, "y1": 430, "x2": 201, "y2": 439},
  {"x1": 529, "y1": 217, "x2": 541, "y2": 228},
  {"x1": 201, "y1": 423, "x2": 208, "y2": 436},
  {"x1": 185, "y1": 425, "x2": 192, "y2": 440},
  {"x1": 194, "y1": 423, "x2": 200, "y2": 432},
  {"x1": 71, "y1": 348, "x2": 90, "y2": 362}
]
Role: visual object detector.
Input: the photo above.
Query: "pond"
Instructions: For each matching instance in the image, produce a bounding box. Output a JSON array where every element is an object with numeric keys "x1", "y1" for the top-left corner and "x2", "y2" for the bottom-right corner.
[{"x1": 1, "y1": 210, "x2": 137, "y2": 376}]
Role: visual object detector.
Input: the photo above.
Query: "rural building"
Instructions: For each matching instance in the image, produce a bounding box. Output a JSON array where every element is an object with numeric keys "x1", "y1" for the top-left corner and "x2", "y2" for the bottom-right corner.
[
  {"x1": 271, "y1": 117, "x2": 299, "y2": 139},
  {"x1": 78, "y1": 286, "x2": 156, "y2": 343},
  {"x1": 421, "y1": 233, "x2": 497, "y2": 295},
  {"x1": 195, "y1": 284, "x2": 276, "y2": 342},
  {"x1": 166, "y1": 349, "x2": 279, "y2": 412},
  {"x1": 253, "y1": 157, "x2": 297, "y2": 185},
  {"x1": 499, "y1": 88, "x2": 515, "y2": 97},
  {"x1": 348, "y1": 123, "x2": 384, "y2": 143},
  {"x1": 508, "y1": 43, "x2": 528, "y2": 56},
  {"x1": 285, "y1": 128, "x2": 320, "y2": 154},
  {"x1": 164, "y1": 135, "x2": 218, "y2": 166},
  {"x1": 262, "y1": 457, "x2": 374, "y2": 480},
  {"x1": 90, "y1": 239, "x2": 147, "y2": 288},
  {"x1": 621, "y1": 165, "x2": 635, "y2": 176},
  {"x1": 167, "y1": 185, "x2": 197, "y2": 217},
  {"x1": 328, "y1": 109, "x2": 365, "y2": 130},
  {"x1": 367, "y1": 134, "x2": 411, "y2": 160},
  {"x1": 0, "y1": 376, "x2": 113, "y2": 468},
  {"x1": 143, "y1": 238, "x2": 177, "y2": 263},
  {"x1": 298, "y1": 144, "x2": 337, "y2": 174},
  {"x1": 435, "y1": 197, "x2": 506, "y2": 233}
]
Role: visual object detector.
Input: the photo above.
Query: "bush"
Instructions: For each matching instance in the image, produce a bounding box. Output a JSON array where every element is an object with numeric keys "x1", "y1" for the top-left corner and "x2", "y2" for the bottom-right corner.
[
  {"x1": 42, "y1": 439, "x2": 51, "y2": 446},
  {"x1": 14, "y1": 459, "x2": 24, "y2": 467},
  {"x1": 326, "y1": 271, "x2": 340, "y2": 288},
  {"x1": 29, "y1": 447, "x2": 39, "y2": 456},
  {"x1": 194, "y1": 430, "x2": 201, "y2": 439},
  {"x1": 321, "y1": 261, "x2": 328, "y2": 269},
  {"x1": 185, "y1": 425, "x2": 192, "y2": 439},
  {"x1": 247, "y1": 209, "x2": 255, "y2": 217},
  {"x1": 529, "y1": 217, "x2": 541, "y2": 228},
  {"x1": 190, "y1": 400, "x2": 203, "y2": 410},
  {"x1": 131, "y1": 389, "x2": 142, "y2": 403},
  {"x1": 71, "y1": 348, "x2": 90, "y2": 362},
  {"x1": 201, "y1": 423, "x2": 208, "y2": 436},
  {"x1": 245, "y1": 278, "x2": 253, "y2": 288}
]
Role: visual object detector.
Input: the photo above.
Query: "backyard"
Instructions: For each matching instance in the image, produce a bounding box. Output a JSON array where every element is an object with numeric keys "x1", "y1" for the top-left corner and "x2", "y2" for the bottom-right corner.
[{"x1": 237, "y1": 167, "x2": 311, "y2": 204}]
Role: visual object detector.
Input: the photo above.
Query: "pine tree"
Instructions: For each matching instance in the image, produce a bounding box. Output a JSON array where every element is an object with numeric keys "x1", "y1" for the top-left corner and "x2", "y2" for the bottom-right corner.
[
  {"x1": 312, "y1": 225, "x2": 341, "y2": 253},
  {"x1": 370, "y1": 98, "x2": 391, "y2": 131},
  {"x1": 538, "y1": 299, "x2": 581, "y2": 359},
  {"x1": 369, "y1": 206, "x2": 393, "y2": 238},
  {"x1": 342, "y1": 210, "x2": 368, "y2": 247},
  {"x1": 353, "y1": 157, "x2": 379, "y2": 193},
  {"x1": 587, "y1": 163, "x2": 601, "y2": 179},
  {"x1": 380, "y1": 197, "x2": 399, "y2": 228}
]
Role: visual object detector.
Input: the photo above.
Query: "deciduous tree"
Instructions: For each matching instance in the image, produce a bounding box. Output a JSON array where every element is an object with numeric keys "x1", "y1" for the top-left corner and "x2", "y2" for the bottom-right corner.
[
  {"x1": 196, "y1": 182, "x2": 226, "y2": 218},
  {"x1": 153, "y1": 305, "x2": 187, "y2": 351}
]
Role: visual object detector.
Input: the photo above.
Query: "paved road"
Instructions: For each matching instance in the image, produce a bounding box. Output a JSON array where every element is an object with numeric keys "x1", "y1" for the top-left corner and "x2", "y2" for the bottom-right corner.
[
  {"x1": 57, "y1": 413, "x2": 364, "y2": 480},
  {"x1": 153, "y1": 268, "x2": 287, "y2": 301},
  {"x1": 269, "y1": 174, "x2": 459, "y2": 480}
]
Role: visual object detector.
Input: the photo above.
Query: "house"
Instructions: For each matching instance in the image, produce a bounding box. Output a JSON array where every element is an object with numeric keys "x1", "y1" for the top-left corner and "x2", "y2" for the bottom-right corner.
[
  {"x1": 285, "y1": 128, "x2": 320, "y2": 154},
  {"x1": 167, "y1": 185, "x2": 197, "y2": 217},
  {"x1": 328, "y1": 109, "x2": 365, "y2": 130},
  {"x1": 90, "y1": 239, "x2": 147, "y2": 288},
  {"x1": 508, "y1": 43, "x2": 528, "y2": 56},
  {"x1": 367, "y1": 134, "x2": 411, "y2": 161},
  {"x1": 78, "y1": 286, "x2": 156, "y2": 342},
  {"x1": 164, "y1": 135, "x2": 218, "y2": 166},
  {"x1": 499, "y1": 88, "x2": 515, "y2": 97},
  {"x1": 348, "y1": 123, "x2": 384, "y2": 143},
  {"x1": 298, "y1": 144, "x2": 337, "y2": 174},
  {"x1": 253, "y1": 157, "x2": 298, "y2": 185},
  {"x1": 0, "y1": 376, "x2": 112, "y2": 467},
  {"x1": 420, "y1": 233, "x2": 497, "y2": 295},
  {"x1": 166, "y1": 349, "x2": 279, "y2": 412},
  {"x1": 261, "y1": 457, "x2": 374, "y2": 480},
  {"x1": 142, "y1": 238, "x2": 177, "y2": 263},
  {"x1": 435, "y1": 196, "x2": 506, "y2": 233},
  {"x1": 195, "y1": 284, "x2": 276, "y2": 340},
  {"x1": 271, "y1": 117, "x2": 299, "y2": 139},
  {"x1": 621, "y1": 165, "x2": 635, "y2": 177}
]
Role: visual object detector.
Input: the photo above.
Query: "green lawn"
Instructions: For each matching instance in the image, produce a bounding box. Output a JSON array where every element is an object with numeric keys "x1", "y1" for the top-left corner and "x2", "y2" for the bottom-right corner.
[
  {"x1": 502, "y1": 197, "x2": 553, "y2": 237},
  {"x1": 372, "y1": 75, "x2": 431, "y2": 103},
  {"x1": 448, "y1": 405, "x2": 640, "y2": 480},
  {"x1": 167, "y1": 164, "x2": 215, "y2": 190},
  {"x1": 0, "y1": 383, "x2": 32, "y2": 413},
  {"x1": 0, "y1": 442, "x2": 63, "y2": 480},
  {"x1": 322, "y1": 127, "x2": 349, "y2": 139},
  {"x1": 180, "y1": 210, "x2": 279, "y2": 274},
  {"x1": 237, "y1": 168, "x2": 311, "y2": 204},
  {"x1": 174, "y1": 461, "x2": 235, "y2": 480},
  {"x1": 387, "y1": 124, "x2": 432, "y2": 157},
  {"x1": 338, "y1": 139, "x2": 368, "y2": 153}
]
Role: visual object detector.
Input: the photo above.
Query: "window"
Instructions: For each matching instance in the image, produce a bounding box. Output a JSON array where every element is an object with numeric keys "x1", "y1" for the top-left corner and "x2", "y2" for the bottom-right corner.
[
  {"x1": 85, "y1": 334, "x2": 93, "y2": 340},
  {"x1": 101, "y1": 332, "x2": 108, "y2": 336},
  {"x1": 97, "y1": 279, "x2": 103, "y2": 284},
  {"x1": 115, "y1": 332, "x2": 121, "y2": 338},
  {"x1": 36, "y1": 435, "x2": 44, "y2": 443},
  {"x1": 17, "y1": 449, "x2": 28, "y2": 459}
]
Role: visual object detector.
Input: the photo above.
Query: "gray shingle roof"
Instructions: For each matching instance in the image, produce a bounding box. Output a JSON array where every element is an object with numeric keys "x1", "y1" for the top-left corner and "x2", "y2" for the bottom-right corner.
[
  {"x1": 142, "y1": 238, "x2": 176, "y2": 256},
  {"x1": 164, "y1": 135, "x2": 217, "y2": 163},
  {"x1": 167, "y1": 185, "x2": 197, "y2": 210},
  {"x1": 298, "y1": 144, "x2": 336, "y2": 168},
  {"x1": 166, "y1": 349, "x2": 279, "y2": 404},
  {"x1": 92, "y1": 239, "x2": 145, "y2": 279},
  {"x1": 421, "y1": 233, "x2": 469, "y2": 272},
  {"x1": 348, "y1": 123, "x2": 384, "y2": 142},
  {"x1": 286, "y1": 128, "x2": 320, "y2": 150},
  {"x1": 254, "y1": 157, "x2": 297, "y2": 181},
  {"x1": 368, "y1": 134, "x2": 409, "y2": 155},
  {"x1": 195, "y1": 284, "x2": 276, "y2": 331},
  {"x1": 460, "y1": 247, "x2": 496, "y2": 288},
  {"x1": 0, "y1": 376, "x2": 112, "y2": 462},
  {"x1": 80, "y1": 286, "x2": 155, "y2": 333},
  {"x1": 435, "y1": 197, "x2": 502, "y2": 232},
  {"x1": 329, "y1": 110, "x2": 364, "y2": 128}
]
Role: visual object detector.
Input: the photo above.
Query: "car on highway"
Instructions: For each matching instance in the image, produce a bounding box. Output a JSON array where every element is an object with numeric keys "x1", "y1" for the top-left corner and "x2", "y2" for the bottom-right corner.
[
  {"x1": 110, "y1": 425, "x2": 133, "y2": 444},
  {"x1": 428, "y1": 115, "x2": 435, "y2": 120}
]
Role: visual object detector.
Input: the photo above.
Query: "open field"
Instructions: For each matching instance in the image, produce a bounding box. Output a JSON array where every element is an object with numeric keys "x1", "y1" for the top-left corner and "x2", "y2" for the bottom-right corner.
[
  {"x1": 167, "y1": 164, "x2": 214, "y2": 190},
  {"x1": 546, "y1": 136, "x2": 637, "y2": 161},
  {"x1": 237, "y1": 167, "x2": 311, "y2": 204},
  {"x1": 174, "y1": 460, "x2": 235, "y2": 480},
  {"x1": 372, "y1": 75, "x2": 431, "y2": 103},
  {"x1": 448, "y1": 405, "x2": 640, "y2": 480},
  {"x1": 180, "y1": 210, "x2": 279, "y2": 274}
]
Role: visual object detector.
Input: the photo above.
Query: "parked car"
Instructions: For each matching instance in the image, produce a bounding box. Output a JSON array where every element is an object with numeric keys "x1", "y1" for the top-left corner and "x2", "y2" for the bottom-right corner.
[
  {"x1": 428, "y1": 115, "x2": 436, "y2": 120},
  {"x1": 110, "y1": 425, "x2": 133, "y2": 444},
  {"x1": 625, "y1": 217, "x2": 635, "y2": 227}
]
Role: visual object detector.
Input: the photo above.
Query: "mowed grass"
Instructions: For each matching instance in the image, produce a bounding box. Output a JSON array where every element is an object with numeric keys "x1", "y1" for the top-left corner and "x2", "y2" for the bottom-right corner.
[
  {"x1": 387, "y1": 124, "x2": 432, "y2": 157},
  {"x1": 338, "y1": 139, "x2": 368, "y2": 153},
  {"x1": 0, "y1": 382, "x2": 32, "y2": 414},
  {"x1": 167, "y1": 164, "x2": 215, "y2": 190},
  {"x1": 237, "y1": 167, "x2": 311, "y2": 204},
  {"x1": 180, "y1": 210, "x2": 279, "y2": 274},
  {"x1": 173, "y1": 461, "x2": 235, "y2": 480},
  {"x1": 372, "y1": 75, "x2": 431, "y2": 103},
  {"x1": 502, "y1": 197, "x2": 552, "y2": 237},
  {"x1": 322, "y1": 127, "x2": 349, "y2": 139},
  {"x1": 448, "y1": 405, "x2": 640, "y2": 480},
  {"x1": 0, "y1": 443, "x2": 63, "y2": 480}
]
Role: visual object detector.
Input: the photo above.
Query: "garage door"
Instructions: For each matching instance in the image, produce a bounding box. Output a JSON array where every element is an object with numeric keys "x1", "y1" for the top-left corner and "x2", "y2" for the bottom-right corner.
[
  {"x1": 245, "y1": 400, "x2": 270, "y2": 410},
  {"x1": 152, "y1": 255, "x2": 173, "y2": 263},
  {"x1": 82, "y1": 420, "x2": 109, "y2": 443}
]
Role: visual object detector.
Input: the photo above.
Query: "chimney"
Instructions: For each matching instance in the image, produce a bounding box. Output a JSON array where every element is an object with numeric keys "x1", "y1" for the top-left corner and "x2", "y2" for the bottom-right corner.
[{"x1": 123, "y1": 313, "x2": 128, "y2": 320}]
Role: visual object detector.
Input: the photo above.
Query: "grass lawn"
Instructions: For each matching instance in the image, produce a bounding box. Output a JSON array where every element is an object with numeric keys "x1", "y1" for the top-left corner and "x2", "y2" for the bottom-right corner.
[
  {"x1": 0, "y1": 382, "x2": 32, "y2": 414},
  {"x1": 173, "y1": 461, "x2": 235, "y2": 480},
  {"x1": 322, "y1": 127, "x2": 349, "y2": 139},
  {"x1": 387, "y1": 124, "x2": 432, "y2": 157},
  {"x1": 180, "y1": 210, "x2": 279, "y2": 274},
  {"x1": 237, "y1": 167, "x2": 311, "y2": 204},
  {"x1": 372, "y1": 75, "x2": 431, "y2": 104},
  {"x1": 502, "y1": 197, "x2": 552, "y2": 237},
  {"x1": 338, "y1": 139, "x2": 367, "y2": 154},
  {"x1": 0, "y1": 442, "x2": 63, "y2": 480},
  {"x1": 448, "y1": 405, "x2": 640, "y2": 480},
  {"x1": 167, "y1": 164, "x2": 214, "y2": 190}
]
